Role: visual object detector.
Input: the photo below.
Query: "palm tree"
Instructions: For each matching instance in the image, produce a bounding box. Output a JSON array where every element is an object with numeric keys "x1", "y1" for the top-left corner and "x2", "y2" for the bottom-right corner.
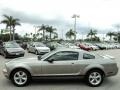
[
  {"x1": 38, "y1": 24, "x2": 47, "y2": 40},
  {"x1": 0, "y1": 29, "x2": 3, "y2": 34},
  {"x1": 1, "y1": 15, "x2": 12, "y2": 40},
  {"x1": 106, "y1": 32, "x2": 115, "y2": 41},
  {"x1": 93, "y1": 30, "x2": 97, "y2": 37},
  {"x1": 66, "y1": 29, "x2": 76, "y2": 40},
  {"x1": 45, "y1": 35, "x2": 49, "y2": 41},
  {"x1": 46, "y1": 26, "x2": 56, "y2": 41},
  {"x1": 1, "y1": 14, "x2": 21, "y2": 41},
  {"x1": 53, "y1": 32, "x2": 58, "y2": 40},
  {"x1": 87, "y1": 29, "x2": 97, "y2": 40},
  {"x1": 12, "y1": 19, "x2": 21, "y2": 40},
  {"x1": 25, "y1": 33, "x2": 29, "y2": 37}
]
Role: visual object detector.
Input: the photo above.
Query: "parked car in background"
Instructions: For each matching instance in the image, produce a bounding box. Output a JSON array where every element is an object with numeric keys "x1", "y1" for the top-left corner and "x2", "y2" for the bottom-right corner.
[
  {"x1": 3, "y1": 48, "x2": 118, "y2": 87},
  {"x1": 62, "y1": 43, "x2": 80, "y2": 49},
  {"x1": 84, "y1": 43, "x2": 99, "y2": 51},
  {"x1": 67, "y1": 43, "x2": 80, "y2": 49},
  {"x1": 114, "y1": 43, "x2": 120, "y2": 49},
  {"x1": 95, "y1": 44, "x2": 106, "y2": 50},
  {"x1": 78, "y1": 43, "x2": 92, "y2": 51},
  {"x1": 46, "y1": 42, "x2": 67, "y2": 51},
  {"x1": 27, "y1": 42, "x2": 50, "y2": 55},
  {"x1": 0, "y1": 42, "x2": 25, "y2": 58}
]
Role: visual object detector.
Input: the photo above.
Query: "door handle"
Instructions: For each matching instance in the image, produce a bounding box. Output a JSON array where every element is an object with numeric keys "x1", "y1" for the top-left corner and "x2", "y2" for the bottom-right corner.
[{"x1": 71, "y1": 63, "x2": 74, "y2": 64}]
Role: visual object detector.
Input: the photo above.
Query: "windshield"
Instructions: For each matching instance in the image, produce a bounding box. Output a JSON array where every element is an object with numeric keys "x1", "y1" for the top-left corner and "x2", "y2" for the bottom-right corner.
[
  {"x1": 35, "y1": 43, "x2": 46, "y2": 47},
  {"x1": 55, "y1": 43, "x2": 63, "y2": 47},
  {"x1": 5, "y1": 43, "x2": 20, "y2": 48},
  {"x1": 41, "y1": 50, "x2": 56, "y2": 59}
]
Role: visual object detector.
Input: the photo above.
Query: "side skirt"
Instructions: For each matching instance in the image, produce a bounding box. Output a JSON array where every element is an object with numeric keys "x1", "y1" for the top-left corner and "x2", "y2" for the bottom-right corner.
[{"x1": 32, "y1": 75, "x2": 85, "y2": 80}]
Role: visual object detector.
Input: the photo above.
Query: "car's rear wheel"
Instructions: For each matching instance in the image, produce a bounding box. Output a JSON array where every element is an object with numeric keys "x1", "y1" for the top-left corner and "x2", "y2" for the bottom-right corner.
[
  {"x1": 11, "y1": 69, "x2": 31, "y2": 87},
  {"x1": 86, "y1": 70, "x2": 104, "y2": 87}
]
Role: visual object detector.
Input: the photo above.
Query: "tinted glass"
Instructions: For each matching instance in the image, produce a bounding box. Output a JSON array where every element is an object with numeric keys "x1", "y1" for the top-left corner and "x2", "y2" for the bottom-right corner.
[
  {"x1": 47, "y1": 51, "x2": 79, "y2": 61},
  {"x1": 83, "y1": 53, "x2": 95, "y2": 59},
  {"x1": 35, "y1": 43, "x2": 46, "y2": 47},
  {"x1": 5, "y1": 43, "x2": 20, "y2": 48}
]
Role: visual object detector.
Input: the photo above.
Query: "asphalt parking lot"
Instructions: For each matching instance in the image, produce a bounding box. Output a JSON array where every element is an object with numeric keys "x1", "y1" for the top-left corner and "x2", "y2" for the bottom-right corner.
[{"x1": 0, "y1": 49, "x2": 120, "y2": 90}]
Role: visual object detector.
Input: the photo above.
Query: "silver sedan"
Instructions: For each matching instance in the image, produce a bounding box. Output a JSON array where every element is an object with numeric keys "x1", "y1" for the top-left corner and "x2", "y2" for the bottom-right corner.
[
  {"x1": 3, "y1": 48, "x2": 118, "y2": 87},
  {"x1": 27, "y1": 42, "x2": 50, "y2": 55}
]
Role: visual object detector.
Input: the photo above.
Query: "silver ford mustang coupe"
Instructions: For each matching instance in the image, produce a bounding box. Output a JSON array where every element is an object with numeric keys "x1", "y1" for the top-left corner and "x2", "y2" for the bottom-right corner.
[{"x1": 3, "y1": 48, "x2": 118, "y2": 87}]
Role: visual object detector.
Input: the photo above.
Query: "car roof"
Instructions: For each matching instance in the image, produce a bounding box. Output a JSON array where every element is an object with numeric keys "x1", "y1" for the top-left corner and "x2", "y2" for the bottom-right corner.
[
  {"x1": 55, "y1": 48, "x2": 88, "y2": 53},
  {"x1": 4, "y1": 41, "x2": 17, "y2": 44}
]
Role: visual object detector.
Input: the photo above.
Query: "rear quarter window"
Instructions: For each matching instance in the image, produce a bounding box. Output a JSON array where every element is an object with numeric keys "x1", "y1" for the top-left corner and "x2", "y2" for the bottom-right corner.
[{"x1": 83, "y1": 53, "x2": 95, "y2": 59}]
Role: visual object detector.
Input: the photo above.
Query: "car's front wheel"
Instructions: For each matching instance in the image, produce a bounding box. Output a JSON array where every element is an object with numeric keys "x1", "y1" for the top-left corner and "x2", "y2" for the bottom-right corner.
[
  {"x1": 35, "y1": 50, "x2": 38, "y2": 55},
  {"x1": 86, "y1": 70, "x2": 104, "y2": 87},
  {"x1": 3, "y1": 52, "x2": 7, "y2": 58},
  {"x1": 27, "y1": 49, "x2": 30, "y2": 53},
  {"x1": 11, "y1": 69, "x2": 31, "y2": 87}
]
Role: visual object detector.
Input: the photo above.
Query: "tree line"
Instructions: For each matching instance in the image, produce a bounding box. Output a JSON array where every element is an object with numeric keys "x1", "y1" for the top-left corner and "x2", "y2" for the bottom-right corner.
[{"x1": 0, "y1": 14, "x2": 120, "y2": 42}]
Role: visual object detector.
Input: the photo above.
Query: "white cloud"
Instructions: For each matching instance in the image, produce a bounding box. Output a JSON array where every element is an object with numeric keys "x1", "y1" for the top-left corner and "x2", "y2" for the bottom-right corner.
[{"x1": 0, "y1": 0, "x2": 120, "y2": 38}]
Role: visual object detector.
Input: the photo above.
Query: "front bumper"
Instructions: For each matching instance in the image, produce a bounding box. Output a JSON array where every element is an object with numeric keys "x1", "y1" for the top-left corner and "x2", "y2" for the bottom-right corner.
[
  {"x1": 37, "y1": 50, "x2": 50, "y2": 54},
  {"x1": 3, "y1": 69, "x2": 9, "y2": 79},
  {"x1": 6, "y1": 52, "x2": 24, "y2": 57}
]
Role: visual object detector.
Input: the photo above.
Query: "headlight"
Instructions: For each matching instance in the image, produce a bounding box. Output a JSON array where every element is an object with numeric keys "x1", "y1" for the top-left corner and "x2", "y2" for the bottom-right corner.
[{"x1": 6, "y1": 50, "x2": 12, "y2": 53}]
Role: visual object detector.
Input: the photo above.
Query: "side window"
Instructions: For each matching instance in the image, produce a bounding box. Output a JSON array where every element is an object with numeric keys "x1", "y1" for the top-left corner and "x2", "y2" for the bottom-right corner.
[
  {"x1": 46, "y1": 51, "x2": 79, "y2": 61},
  {"x1": 83, "y1": 53, "x2": 95, "y2": 59}
]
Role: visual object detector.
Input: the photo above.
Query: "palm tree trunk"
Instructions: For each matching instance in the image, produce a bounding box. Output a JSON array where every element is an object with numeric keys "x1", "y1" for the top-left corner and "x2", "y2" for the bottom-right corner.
[
  {"x1": 13, "y1": 27, "x2": 15, "y2": 41},
  {"x1": 50, "y1": 32, "x2": 51, "y2": 41},
  {"x1": 110, "y1": 36, "x2": 112, "y2": 41},
  {"x1": 74, "y1": 35, "x2": 76, "y2": 42},
  {"x1": 43, "y1": 29, "x2": 45, "y2": 40},
  {"x1": 10, "y1": 26, "x2": 12, "y2": 41},
  {"x1": 91, "y1": 35, "x2": 92, "y2": 41}
]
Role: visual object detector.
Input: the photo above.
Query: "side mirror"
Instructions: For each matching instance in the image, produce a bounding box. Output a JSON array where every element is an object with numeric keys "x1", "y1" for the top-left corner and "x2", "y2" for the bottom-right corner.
[
  {"x1": 38, "y1": 55, "x2": 41, "y2": 60},
  {"x1": 47, "y1": 59, "x2": 54, "y2": 63},
  {"x1": 0, "y1": 45, "x2": 4, "y2": 48},
  {"x1": 33, "y1": 45, "x2": 35, "y2": 47}
]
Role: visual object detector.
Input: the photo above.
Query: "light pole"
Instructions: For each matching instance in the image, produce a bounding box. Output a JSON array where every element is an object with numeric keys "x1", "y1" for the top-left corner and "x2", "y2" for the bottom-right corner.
[
  {"x1": 72, "y1": 14, "x2": 80, "y2": 41},
  {"x1": 114, "y1": 24, "x2": 120, "y2": 43},
  {"x1": 34, "y1": 25, "x2": 37, "y2": 36},
  {"x1": 34, "y1": 25, "x2": 39, "y2": 41}
]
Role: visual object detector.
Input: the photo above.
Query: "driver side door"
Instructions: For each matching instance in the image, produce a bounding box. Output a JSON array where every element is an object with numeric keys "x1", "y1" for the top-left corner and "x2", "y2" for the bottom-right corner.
[{"x1": 40, "y1": 51, "x2": 79, "y2": 76}]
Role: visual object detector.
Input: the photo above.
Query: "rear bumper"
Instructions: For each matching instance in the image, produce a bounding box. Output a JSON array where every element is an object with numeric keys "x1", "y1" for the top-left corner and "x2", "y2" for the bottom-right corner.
[{"x1": 106, "y1": 66, "x2": 119, "y2": 77}]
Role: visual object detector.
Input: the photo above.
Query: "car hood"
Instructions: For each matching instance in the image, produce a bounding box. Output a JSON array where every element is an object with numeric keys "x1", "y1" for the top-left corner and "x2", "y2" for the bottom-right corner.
[
  {"x1": 6, "y1": 57, "x2": 38, "y2": 64},
  {"x1": 69, "y1": 46, "x2": 80, "y2": 49},
  {"x1": 6, "y1": 48, "x2": 24, "y2": 52},
  {"x1": 36, "y1": 47, "x2": 50, "y2": 50}
]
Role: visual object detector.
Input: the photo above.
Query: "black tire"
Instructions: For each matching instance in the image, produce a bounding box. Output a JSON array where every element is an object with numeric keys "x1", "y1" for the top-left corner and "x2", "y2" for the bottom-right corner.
[
  {"x1": 3, "y1": 52, "x2": 7, "y2": 58},
  {"x1": 35, "y1": 50, "x2": 38, "y2": 55},
  {"x1": 21, "y1": 54, "x2": 24, "y2": 57},
  {"x1": 11, "y1": 69, "x2": 31, "y2": 87},
  {"x1": 85, "y1": 70, "x2": 104, "y2": 87},
  {"x1": 27, "y1": 49, "x2": 30, "y2": 53}
]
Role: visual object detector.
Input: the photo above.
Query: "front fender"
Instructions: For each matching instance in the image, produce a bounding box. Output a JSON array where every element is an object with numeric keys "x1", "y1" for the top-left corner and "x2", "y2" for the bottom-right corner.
[{"x1": 8, "y1": 63, "x2": 33, "y2": 76}]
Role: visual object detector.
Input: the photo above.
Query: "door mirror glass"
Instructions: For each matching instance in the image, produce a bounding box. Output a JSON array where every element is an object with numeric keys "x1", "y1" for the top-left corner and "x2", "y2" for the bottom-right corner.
[
  {"x1": 33, "y1": 45, "x2": 35, "y2": 47},
  {"x1": 0, "y1": 45, "x2": 4, "y2": 48},
  {"x1": 83, "y1": 53, "x2": 95, "y2": 59},
  {"x1": 38, "y1": 55, "x2": 41, "y2": 60},
  {"x1": 47, "y1": 59, "x2": 54, "y2": 63}
]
